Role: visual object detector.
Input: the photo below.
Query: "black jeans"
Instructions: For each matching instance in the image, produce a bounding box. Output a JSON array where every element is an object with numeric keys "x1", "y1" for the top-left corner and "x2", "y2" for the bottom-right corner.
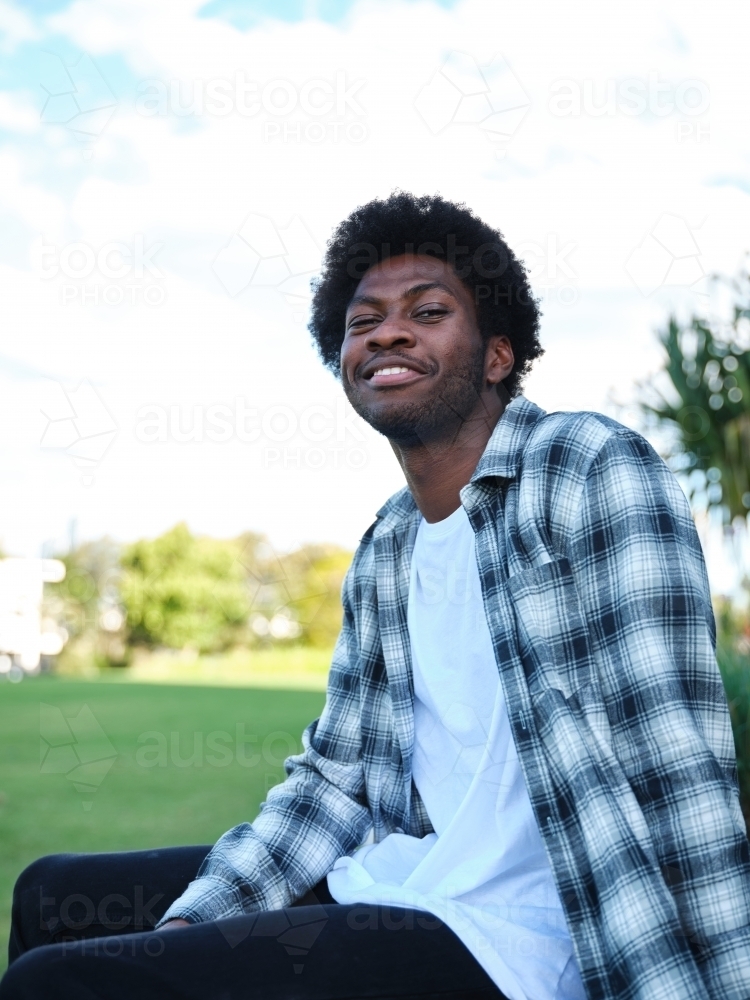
[{"x1": 2, "y1": 846, "x2": 506, "y2": 999}]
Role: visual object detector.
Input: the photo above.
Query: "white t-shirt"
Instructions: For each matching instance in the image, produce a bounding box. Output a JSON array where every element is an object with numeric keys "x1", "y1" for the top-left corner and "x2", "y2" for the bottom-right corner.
[{"x1": 328, "y1": 505, "x2": 584, "y2": 1000}]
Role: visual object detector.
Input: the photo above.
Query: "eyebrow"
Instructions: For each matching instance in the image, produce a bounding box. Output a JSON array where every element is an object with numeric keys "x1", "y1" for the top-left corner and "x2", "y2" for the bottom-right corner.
[{"x1": 347, "y1": 281, "x2": 459, "y2": 311}]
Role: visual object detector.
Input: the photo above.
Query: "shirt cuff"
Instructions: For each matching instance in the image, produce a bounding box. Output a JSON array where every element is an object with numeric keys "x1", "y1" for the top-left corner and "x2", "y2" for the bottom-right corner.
[{"x1": 156, "y1": 875, "x2": 248, "y2": 927}]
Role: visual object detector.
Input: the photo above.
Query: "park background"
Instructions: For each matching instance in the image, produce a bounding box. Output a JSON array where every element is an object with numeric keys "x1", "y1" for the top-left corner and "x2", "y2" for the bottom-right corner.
[{"x1": 1, "y1": 0, "x2": 750, "y2": 972}]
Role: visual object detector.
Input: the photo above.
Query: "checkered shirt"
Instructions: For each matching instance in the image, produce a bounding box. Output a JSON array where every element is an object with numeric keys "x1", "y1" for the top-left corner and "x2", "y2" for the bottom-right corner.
[{"x1": 160, "y1": 396, "x2": 750, "y2": 1000}]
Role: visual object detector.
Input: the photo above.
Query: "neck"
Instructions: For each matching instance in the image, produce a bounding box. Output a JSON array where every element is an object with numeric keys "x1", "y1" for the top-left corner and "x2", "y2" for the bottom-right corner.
[{"x1": 390, "y1": 395, "x2": 507, "y2": 523}]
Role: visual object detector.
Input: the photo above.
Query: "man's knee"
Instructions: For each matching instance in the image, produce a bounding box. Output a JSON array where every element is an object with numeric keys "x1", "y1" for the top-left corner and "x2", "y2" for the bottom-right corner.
[
  {"x1": 0, "y1": 942, "x2": 74, "y2": 998},
  {"x1": 10, "y1": 854, "x2": 93, "y2": 961},
  {"x1": 13, "y1": 854, "x2": 77, "y2": 905}
]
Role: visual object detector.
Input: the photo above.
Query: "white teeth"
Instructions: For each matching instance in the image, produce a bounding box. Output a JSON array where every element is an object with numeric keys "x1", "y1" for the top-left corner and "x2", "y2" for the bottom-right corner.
[{"x1": 374, "y1": 366, "x2": 410, "y2": 376}]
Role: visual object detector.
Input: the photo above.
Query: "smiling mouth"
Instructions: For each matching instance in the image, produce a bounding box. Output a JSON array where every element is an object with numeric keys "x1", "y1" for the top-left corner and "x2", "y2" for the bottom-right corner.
[{"x1": 364, "y1": 364, "x2": 427, "y2": 388}]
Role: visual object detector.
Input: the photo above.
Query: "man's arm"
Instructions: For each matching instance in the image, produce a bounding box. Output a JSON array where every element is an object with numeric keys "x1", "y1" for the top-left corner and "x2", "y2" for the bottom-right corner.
[{"x1": 156, "y1": 575, "x2": 372, "y2": 926}]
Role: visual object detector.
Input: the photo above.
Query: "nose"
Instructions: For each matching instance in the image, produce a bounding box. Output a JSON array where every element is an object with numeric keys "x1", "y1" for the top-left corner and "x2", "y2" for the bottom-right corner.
[{"x1": 363, "y1": 314, "x2": 416, "y2": 352}]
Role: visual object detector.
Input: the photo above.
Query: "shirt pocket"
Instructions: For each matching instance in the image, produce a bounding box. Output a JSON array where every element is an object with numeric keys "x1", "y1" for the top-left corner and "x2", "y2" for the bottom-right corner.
[{"x1": 507, "y1": 556, "x2": 596, "y2": 703}]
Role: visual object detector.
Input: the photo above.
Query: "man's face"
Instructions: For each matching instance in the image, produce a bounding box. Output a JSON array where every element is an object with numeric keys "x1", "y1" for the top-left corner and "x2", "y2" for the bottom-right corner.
[{"x1": 340, "y1": 254, "x2": 506, "y2": 446}]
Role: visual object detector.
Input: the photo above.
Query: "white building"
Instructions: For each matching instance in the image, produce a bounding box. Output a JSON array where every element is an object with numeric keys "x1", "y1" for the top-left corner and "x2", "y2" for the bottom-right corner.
[{"x1": 0, "y1": 558, "x2": 67, "y2": 673}]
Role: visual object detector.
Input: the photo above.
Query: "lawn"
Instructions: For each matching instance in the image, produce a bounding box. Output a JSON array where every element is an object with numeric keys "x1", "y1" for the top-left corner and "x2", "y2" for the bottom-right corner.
[{"x1": 0, "y1": 676, "x2": 325, "y2": 974}]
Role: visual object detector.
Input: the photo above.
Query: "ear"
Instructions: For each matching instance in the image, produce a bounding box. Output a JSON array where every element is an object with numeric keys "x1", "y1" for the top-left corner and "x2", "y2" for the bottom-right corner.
[{"x1": 485, "y1": 336, "x2": 514, "y2": 387}]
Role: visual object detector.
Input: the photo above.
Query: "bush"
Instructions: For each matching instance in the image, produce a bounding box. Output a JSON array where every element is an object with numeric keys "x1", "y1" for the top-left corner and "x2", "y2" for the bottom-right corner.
[
  {"x1": 715, "y1": 597, "x2": 750, "y2": 832},
  {"x1": 636, "y1": 281, "x2": 750, "y2": 524},
  {"x1": 717, "y1": 644, "x2": 750, "y2": 833}
]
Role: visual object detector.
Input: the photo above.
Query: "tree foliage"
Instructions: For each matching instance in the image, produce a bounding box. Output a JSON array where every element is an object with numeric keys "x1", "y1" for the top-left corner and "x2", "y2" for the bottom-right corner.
[
  {"x1": 45, "y1": 522, "x2": 352, "y2": 666},
  {"x1": 116, "y1": 524, "x2": 351, "y2": 655},
  {"x1": 121, "y1": 523, "x2": 253, "y2": 652},
  {"x1": 637, "y1": 271, "x2": 750, "y2": 525},
  {"x1": 45, "y1": 537, "x2": 125, "y2": 669},
  {"x1": 715, "y1": 598, "x2": 750, "y2": 832}
]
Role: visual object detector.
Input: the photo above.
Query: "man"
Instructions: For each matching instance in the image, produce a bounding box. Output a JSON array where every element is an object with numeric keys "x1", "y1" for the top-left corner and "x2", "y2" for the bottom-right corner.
[{"x1": 4, "y1": 192, "x2": 750, "y2": 1000}]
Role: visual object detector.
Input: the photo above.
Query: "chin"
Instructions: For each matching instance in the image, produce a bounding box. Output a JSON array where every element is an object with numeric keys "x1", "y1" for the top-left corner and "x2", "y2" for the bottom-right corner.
[{"x1": 356, "y1": 397, "x2": 464, "y2": 448}]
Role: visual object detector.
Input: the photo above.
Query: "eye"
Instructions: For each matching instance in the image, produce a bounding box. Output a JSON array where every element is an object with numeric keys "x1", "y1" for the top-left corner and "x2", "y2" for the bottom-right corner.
[
  {"x1": 347, "y1": 312, "x2": 379, "y2": 331},
  {"x1": 414, "y1": 303, "x2": 450, "y2": 320}
]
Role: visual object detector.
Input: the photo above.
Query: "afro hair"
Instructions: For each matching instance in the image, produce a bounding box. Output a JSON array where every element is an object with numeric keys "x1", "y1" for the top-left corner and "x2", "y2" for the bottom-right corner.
[{"x1": 309, "y1": 191, "x2": 542, "y2": 397}]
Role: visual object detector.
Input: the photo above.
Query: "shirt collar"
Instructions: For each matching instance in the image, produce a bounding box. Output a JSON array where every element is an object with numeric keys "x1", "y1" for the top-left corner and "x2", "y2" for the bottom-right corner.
[
  {"x1": 373, "y1": 395, "x2": 547, "y2": 535},
  {"x1": 469, "y1": 394, "x2": 546, "y2": 483}
]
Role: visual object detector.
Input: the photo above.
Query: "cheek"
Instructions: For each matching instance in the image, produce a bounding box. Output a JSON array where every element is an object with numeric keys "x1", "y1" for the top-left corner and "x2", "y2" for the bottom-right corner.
[
  {"x1": 437, "y1": 325, "x2": 481, "y2": 366},
  {"x1": 340, "y1": 340, "x2": 358, "y2": 382}
]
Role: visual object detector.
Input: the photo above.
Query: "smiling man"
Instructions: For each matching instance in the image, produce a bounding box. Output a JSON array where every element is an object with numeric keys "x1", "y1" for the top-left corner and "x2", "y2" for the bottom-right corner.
[{"x1": 4, "y1": 193, "x2": 750, "y2": 1000}]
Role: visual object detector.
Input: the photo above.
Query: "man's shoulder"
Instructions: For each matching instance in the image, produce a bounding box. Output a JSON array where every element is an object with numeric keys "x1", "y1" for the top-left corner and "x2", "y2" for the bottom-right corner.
[
  {"x1": 362, "y1": 485, "x2": 418, "y2": 545},
  {"x1": 515, "y1": 405, "x2": 691, "y2": 541},
  {"x1": 343, "y1": 512, "x2": 382, "y2": 594},
  {"x1": 344, "y1": 484, "x2": 417, "y2": 598},
  {"x1": 524, "y1": 406, "x2": 638, "y2": 458},
  {"x1": 519, "y1": 406, "x2": 655, "y2": 482}
]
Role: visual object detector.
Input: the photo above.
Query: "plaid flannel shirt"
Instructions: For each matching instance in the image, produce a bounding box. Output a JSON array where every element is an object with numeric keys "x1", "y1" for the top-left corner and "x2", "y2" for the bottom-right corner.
[{"x1": 160, "y1": 396, "x2": 750, "y2": 1000}]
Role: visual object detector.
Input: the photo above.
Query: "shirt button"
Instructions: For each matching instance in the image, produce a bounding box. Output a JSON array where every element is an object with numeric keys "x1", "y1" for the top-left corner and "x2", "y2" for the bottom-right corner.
[{"x1": 394, "y1": 826, "x2": 404, "y2": 834}]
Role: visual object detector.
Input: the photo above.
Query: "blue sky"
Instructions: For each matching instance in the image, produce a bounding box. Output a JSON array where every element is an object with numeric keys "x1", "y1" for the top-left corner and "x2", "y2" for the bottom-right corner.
[{"x1": 199, "y1": 0, "x2": 460, "y2": 28}]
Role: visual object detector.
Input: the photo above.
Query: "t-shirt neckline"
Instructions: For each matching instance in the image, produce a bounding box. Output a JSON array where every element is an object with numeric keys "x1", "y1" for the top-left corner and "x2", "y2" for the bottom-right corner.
[{"x1": 418, "y1": 503, "x2": 468, "y2": 540}]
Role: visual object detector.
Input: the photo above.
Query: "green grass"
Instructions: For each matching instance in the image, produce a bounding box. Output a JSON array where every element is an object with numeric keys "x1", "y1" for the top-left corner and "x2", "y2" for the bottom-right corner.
[
  {"x1": 116, "y1": 645, "x2": 332, "y2": 690},
  {"x1": 0, "y1": 677, "x2": 325, "y2": 973}
]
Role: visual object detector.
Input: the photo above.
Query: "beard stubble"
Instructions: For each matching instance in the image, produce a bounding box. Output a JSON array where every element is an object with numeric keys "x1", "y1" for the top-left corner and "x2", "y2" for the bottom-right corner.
[{"x1": 343, "y1": 344, "x2": 487, "y2": 448}]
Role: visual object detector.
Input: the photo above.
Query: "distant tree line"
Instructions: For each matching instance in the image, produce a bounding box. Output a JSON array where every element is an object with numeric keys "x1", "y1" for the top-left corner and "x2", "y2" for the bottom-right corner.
[{"x1": 44, "y1": 524, "x2": 352, "y2": 671}]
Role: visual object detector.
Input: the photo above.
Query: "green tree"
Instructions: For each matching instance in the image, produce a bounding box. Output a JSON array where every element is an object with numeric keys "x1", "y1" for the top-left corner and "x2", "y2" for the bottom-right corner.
[
  {"x1": 120, "y1": 523, "x2": 251, "y2": 653},
  {"x1": 241, "y1": 540, "x2": 351, "y2": 648},
  {"x1": 714, "y1": 598, "x2": 750, "y2": 831},
  {"x1": 279, "y1": 544, "x2": 352, "y2": 648},
  {"x1": 637, "y1": 272, "x2": 750, "y2": 524},
  {"x1": 45, "y1": 537, "x2": 125, "y2": 670}
]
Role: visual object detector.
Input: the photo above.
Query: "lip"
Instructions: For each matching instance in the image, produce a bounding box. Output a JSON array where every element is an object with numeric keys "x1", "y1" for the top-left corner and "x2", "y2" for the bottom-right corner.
[{"x1": 360, "y1": 357, "x2": 428, "y2": 389}]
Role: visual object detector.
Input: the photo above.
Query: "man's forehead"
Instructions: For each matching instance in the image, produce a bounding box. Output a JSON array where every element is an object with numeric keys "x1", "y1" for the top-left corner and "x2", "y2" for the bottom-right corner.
[{"x1": 348, "y1": 255, "x2": 460, "y2": 305}]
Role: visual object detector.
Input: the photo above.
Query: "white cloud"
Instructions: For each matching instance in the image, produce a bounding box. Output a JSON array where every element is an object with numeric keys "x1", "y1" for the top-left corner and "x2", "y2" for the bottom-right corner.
[
  {"x1": 0, "y1": 91, "x2": 39, "y2": 133},
  {"x1": 0, "y1": 1, "x2": 38, "y2": 54}
]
